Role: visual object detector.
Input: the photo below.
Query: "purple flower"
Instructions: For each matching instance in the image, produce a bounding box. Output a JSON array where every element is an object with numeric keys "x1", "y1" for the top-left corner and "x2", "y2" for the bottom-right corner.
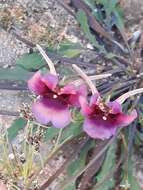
[
  {"x1": 28, "y1": 71, "x2": 87, "y2": 128},
  {"x1": 80, "y1": 94, "x2": 137, "y2": 140}
]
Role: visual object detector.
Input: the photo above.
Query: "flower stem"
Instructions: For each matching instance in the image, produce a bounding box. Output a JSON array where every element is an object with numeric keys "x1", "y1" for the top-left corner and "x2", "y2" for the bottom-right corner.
[
  {"x1": 27, "y1": 134, "x2": 72, "y2": 187},
  {"x1": 72, "y1": 73, "x2": 112, "y2": 86},
  {"x1": 72, "y1": 64, "x2": 98, "y2": 94},
  {"x1": 116, "y1": 88, "x2": 143, "y2": 104},
  {"x1": 36, "y1": 44, "x2": 57, "y2": 75}
]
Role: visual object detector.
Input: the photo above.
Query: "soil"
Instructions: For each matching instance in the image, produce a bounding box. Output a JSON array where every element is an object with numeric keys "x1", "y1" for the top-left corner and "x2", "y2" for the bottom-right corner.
[{"x1": 122, "y1": 0, "x2": 143, "y2": 25}]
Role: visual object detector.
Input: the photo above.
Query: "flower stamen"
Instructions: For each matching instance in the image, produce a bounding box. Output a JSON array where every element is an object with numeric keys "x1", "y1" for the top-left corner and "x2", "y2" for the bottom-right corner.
[
  {"x1": 53, "y1": 94, "x2": 58, "y2": 99},
  {"x1": 102, "y1": 116, "x2": 107, "y2": 120}
]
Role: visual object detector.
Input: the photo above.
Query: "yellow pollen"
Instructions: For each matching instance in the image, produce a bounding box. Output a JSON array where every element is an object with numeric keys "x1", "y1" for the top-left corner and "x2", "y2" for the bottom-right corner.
[
  {"x1": 103, "y1": 116, "x2": 107, "y2": 120},
  {"x1": 53, "y1": 94, "x2": 58, "y2": 99},
  {"x1": 109, "y1": 109, "x2": 113, "y2": 114}
]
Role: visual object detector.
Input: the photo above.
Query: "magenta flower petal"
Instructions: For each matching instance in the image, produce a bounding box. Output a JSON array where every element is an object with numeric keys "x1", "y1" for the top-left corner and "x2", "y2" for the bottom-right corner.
[
  {"x1": 79, "y1": 96, "x2": 92, "y2": 115},
  {"x1": 83, "y1": 117, "x2": 116, "y2": 140},
  {"x1": 32, "y1": 97, "x2": 71, "y2": 128},
  {"x1": 78, "y1": 84, "x2": 88, "y2": 97},
  {"x1": 59, "y1": 84, "x2": 77, "y2": 95},
  {"x1": 107, "y1": 101, "x2": 122, "y2": 114},
  {"x1": 28, "y1": 71, "x2": 47, "y2": 95},
  {"x1": 113, "y1": 109, "x2": 137, "y2": 127},
  {"x1": 83, "y1": 110, "x2": 137, "y2": 140},
  {"x1": 32, "y1": 99, "x2": 51, "y2": 125},
  {"x1": 41, "y1": 73, "x2": 58, "y2": 90},
  {"x1": 0, "y1": 182, "x2": 7, "y2": 190},
  {"x1": 90, "y1": 93, "x2": 100, "y2": 106},
  {"x1": 81, "y1": 92, "x2": 137, "y2": 140},
  {"x1": 51, "y1": 107, "x2": 71, "y2": 128},
  {"x1": 68, "y1": 84, "x2": 88, "y2": 107}
]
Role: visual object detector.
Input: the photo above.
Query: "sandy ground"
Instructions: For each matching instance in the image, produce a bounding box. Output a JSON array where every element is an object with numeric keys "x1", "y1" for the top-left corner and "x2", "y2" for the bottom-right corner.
[{"x1": 0, "y1": 0, "x2": 74, "y2": 126}]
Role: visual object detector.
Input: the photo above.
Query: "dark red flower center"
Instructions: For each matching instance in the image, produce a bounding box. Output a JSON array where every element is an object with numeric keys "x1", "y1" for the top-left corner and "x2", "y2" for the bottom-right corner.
[
  {"x1": 89, "y1": 101, "x2": 117, "y2": 121},
  {"x1": 43, "y1": 88, "x2": 71, "y2": 105}
]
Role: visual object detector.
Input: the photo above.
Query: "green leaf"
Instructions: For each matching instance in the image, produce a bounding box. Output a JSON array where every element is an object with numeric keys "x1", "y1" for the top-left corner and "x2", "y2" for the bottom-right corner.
[
  {"x1": 17, "y1": 43, "x2": 82, "y2": 71},
  {"x1": 113, "y1": 7, "x2": 124, "y2": 32},
  {"x1": 7, "y1": 118, "x2": 27, "y2": 141},
  {"x1": 135, "y1": 130, "x2": 143, "y2": 145},
  {"x1": 0, "y1": 66, "x2": 32, "y2": 81},
  {"x1": 58, "y1": 41, "x2": 81, "y2": 51},
  {"x1": 108, "y1": 0, "x2": 118, "y2": 13},
  {"x1": 93, "y1": 141, "x2": 117, "y2": 190},
  {"x1": 121, "y1": 158, "x2": 141, "y2": 190},
  {"x1": 16, "y1": 52, "x2": 46, "y2": 71},
  {"x1": 76, "y1": 9, "x2": 99, "y2": 48},
  {"x1": 129, "y1": 175, "x2": 141, "y2": 190},
  {"x1": 56, "y1": 41, "x2": 82, "y2": 58},
  {"x1": 97, "y1": 0, "x2": 125, "y2": 34},
  {"x1": 60, "y1": 122, "x2": 83, "y2": 143},
  {"x1": 43, "y1": 122, "x2": 79, "y2": 142},
  {"x1": 67, "y1": 139, "x2": 95, "y2": 177},
  {"x1": 64, "y1": 140, "x2": 94, "y2": 190},
  {"x1": 113, "y1": 7, "x2": 127, "y2": 46},
  {"x1": 59, "y1": 49, "x2": 82, "y2": 58},
  {"x1": 58, "y1": 65, "x2": 73, "y2": 76},
  {"x1": 105, "y1": 52, "x2": 116, "y2": 59},
  {"x1": 84, "y1": 0, "x2": 104, "y2": 23},
  {"x1": 97, "y1": 0, "x2": 118, "y2": 15},
  {"x1": 63, "y1": 184, "x2": 76, "y2": 190},
  {"x1": 83, "y1": 0, "x2": 95, "y2": 11},
  {"x1": 128, "y1": 157, "x2": 141, "y2": 190},
  {"x1": 43, "y1": 127, "x2": 60, "y2": 142}
]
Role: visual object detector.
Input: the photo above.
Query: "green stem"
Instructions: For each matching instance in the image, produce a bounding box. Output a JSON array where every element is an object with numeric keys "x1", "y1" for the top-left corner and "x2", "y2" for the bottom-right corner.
[{"x1": 27, "y1": 133, "x2": 72, "y2": 187}]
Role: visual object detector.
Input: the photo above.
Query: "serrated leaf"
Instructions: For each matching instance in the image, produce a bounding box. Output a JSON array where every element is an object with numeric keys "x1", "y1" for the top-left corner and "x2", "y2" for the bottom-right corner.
[
  {"x1": 93, "y1": 141, "x2": 117, "y2": 190},
  {"x1": 16, "y1": 52, "x2": 46, "y2": 71},
  {"x1": 7, "y1": 118, "x2": 27, "y2": 141},
  {"x1": 0, "y1": 66, "x2": 32, "y2": 81}
]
